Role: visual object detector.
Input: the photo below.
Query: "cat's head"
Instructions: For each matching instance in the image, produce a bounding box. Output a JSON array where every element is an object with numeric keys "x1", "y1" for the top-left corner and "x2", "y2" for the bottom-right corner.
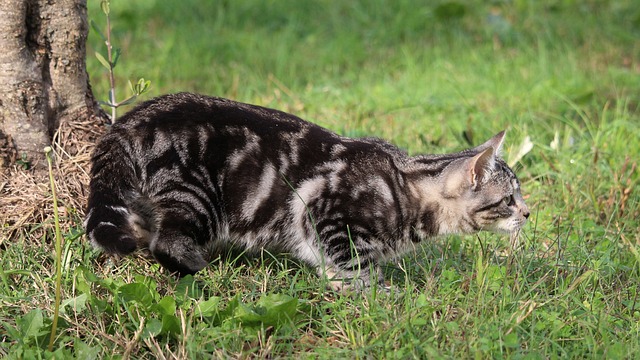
[{"x1": 439, "y1": 131, "x2": 530, "y2": 235}]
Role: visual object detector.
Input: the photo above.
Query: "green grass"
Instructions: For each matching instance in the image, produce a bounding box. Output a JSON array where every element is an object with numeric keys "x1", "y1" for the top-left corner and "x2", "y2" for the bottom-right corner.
[{"x1": 2, "y1": 0, "x2": 640, "y2": 358}]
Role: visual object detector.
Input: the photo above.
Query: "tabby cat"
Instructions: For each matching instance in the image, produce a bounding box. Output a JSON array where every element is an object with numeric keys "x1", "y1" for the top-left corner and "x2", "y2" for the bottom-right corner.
[{"x1": 85, "y1": 92, "x2": 529, "y2": 290}]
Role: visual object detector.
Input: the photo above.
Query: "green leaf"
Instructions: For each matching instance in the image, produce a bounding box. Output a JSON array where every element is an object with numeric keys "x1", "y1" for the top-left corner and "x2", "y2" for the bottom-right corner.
[
  {"x1": 135, "y1": 78, "x2": 151, "y2": 95},
  {"x1": 118, "y1": 283, "x2": 155, "y2": 309},
  {"x1": 91, "y1": 297, "x2": 110, "y2": 313},
  {"x1": 74, "y1": 266, "x2": 92, "y2": 295},
  {"x1": 50, "y1": 347, "x2": 74, "y2": 358},
  {"x1": 94, "y1": 51, "x2": 111, "y2": 70},
  {"x1": 100, "y1": 0, "x2": 110, "y2": 15},
  {"x1": 195, "y1": 296, "x2": 221, "y2": 318},
  {"x1": 503, "y1": 332, "x2": 520, "y2": 349},
  {"x1": 89, "y1": 19, "x2": 106, "y2": 42},
  {"x1": 233, "y1": 302, "x2": 263, "y2": 325},
  {"x1": 127, "y1": 79, "x2": 135, "y2": 94},
  {"x1": 98, "y1": 100, "x2": 115, "y2": 108},
  {"x1": 161, "y1": 314, "x2": 181, "y2": 335},
  {"x1": 606, "y1": 342, "x2": 627, "y2": 359},
  {"x1": 445, "y1": 321, "x2": 459, "y2": 332},
  {"x1": 60, "y1": 293, "x2": 88, "y2": 315},
  {"x1": 153, "y1": 296, "x2": 176, "y2": 317},
  {"x1": 218, "y1": 296, "x2": 240, "y2": 323},
  {"x1": 232, "y1": 294, "x2": 299, "y2": 327},
  {"x1": 485, "y1": 265, "x2": 507, "y2": 291},
  {"x1": 112, "y1": 48, "x2": 122, "y2": 68},
  {"x1": 0, "y1": 269, "x2": 31, "y2": 276},
  {"x1": 18, "y1": 309, "x2": 44, "y2": 339},
  {"x1": 118, "y1": 95, "x2": 138, "y2": 107},
  {"x1": 256, "y1": 294, "x2": 298, "y2": 321},
  {"x1": 142, "y1": 318, "x2": 163, "y2": 340},
  {"x1": 412, "y1": 317, "x2": 427, "y2": 326},
  {"x1": 415, "y1": 293, "x2": 428, "y2": 308},
  {"x1": 74, "y1": 338, "x2": 101, "y2": 360},
  {"x1": 175, "y1": 275, "x2": 202, "y2": 301},
  {"x1": 77, "y1": 266, "x2": 101, "y2": 283},
  {"x1": 0, "y1": 319, "x2": 21, "y2": 342},
  {"x1": 143, "y1": 80, "x2": 151, "y2": 94},
  {"x1": 65, "y1": 227, "x2": 84, "y2": 241}
]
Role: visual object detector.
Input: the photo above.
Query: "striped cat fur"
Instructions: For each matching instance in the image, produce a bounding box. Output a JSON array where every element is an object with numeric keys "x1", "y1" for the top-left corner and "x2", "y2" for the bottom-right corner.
[{"x1": 85, "y1": 92, "x2": 529, "y2": 290}]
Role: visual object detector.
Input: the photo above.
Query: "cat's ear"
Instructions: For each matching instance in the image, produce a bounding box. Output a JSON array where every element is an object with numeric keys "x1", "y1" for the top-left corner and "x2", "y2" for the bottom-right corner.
[
  {"x1": 468, "y1": 146, "x2": 496, "y2": 190},
  {"x1": 443, "y1": 147, "x2": 496, "y2": 196},
  {"x1": 475, "y1": 130, "x2": 505, "y2": 157}
]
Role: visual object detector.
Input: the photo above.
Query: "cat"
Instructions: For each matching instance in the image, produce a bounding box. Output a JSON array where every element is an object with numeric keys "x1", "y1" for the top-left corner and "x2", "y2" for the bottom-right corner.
[{"x1": 84, "y1": 92, "x2": 529, "y2": 290}]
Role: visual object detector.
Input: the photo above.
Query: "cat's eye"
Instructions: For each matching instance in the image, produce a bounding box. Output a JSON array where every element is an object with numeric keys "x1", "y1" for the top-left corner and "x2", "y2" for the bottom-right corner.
[{"x1": 503, "y1": 195, "x2": 515, "y2": 206}]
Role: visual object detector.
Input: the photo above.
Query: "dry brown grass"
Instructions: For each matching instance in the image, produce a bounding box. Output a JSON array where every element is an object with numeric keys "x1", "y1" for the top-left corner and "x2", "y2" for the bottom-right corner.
[{"x1": 0, "y1": 112, "x2": 107, "y2": 245}]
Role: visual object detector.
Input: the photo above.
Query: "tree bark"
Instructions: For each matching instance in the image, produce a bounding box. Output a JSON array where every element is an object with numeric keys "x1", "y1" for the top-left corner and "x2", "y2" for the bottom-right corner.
[{"x1": 0, "y1": 0, "x2": 105, "y2": 169}]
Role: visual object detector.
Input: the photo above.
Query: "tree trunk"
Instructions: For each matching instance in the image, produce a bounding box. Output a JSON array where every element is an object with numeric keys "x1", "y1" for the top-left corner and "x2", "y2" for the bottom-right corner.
[{"x1": 0, "y1": 0, "x2": 105, "y2": 170}]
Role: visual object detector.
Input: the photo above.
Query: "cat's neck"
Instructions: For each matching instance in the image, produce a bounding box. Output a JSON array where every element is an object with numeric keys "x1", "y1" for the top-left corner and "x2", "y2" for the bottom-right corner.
[{"x1": 402, "y1": 159, "x2": 477, "y2": 240}]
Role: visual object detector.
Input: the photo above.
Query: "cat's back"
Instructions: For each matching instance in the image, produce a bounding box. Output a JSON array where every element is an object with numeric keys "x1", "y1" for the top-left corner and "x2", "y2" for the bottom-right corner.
[
  {"x1": 112, "y1": 92, "x2": 311, "y2": 136},
  {"x1": 98, "y1": 92, "x2": 408, "y2": 180}
]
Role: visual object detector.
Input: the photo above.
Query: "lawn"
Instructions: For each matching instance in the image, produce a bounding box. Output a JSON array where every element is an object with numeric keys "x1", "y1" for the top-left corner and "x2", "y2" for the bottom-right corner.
[{"x1": 1, "y1": 0, "x2": 639, "y2": 358}]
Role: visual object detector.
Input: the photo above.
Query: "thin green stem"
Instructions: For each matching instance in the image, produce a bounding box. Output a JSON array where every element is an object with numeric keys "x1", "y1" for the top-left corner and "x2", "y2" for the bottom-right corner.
[
  {"x1": 45, "y1": 147, "x2": 63, "y2": 352},
  {"x1": 105, "y1": 6, "x2": 117, "y2": 123}
]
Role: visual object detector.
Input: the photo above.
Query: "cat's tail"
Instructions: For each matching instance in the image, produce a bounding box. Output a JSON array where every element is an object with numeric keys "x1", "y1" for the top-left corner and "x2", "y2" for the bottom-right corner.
[{"x1": 84, "y1": 134, "x2": 143, "y2": 255}]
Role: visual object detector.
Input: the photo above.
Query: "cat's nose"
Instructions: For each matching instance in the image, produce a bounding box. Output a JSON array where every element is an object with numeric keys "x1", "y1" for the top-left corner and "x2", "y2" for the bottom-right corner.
[{"x1": 520, "y1": 203, "x2": 530, "y2": 219}]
